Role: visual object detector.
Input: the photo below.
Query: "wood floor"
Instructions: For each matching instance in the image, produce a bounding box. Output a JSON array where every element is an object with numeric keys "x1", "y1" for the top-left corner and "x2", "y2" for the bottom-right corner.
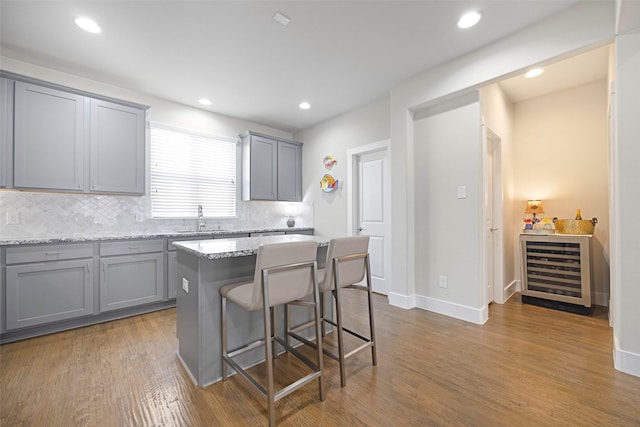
[{"x1": 1, "y1": 293, "x2": 639, "y2": 426}]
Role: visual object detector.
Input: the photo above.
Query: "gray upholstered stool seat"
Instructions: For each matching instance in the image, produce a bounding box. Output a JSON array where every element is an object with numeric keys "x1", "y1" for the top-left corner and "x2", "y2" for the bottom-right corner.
[
  {"x1": 287, "y1": 236, "x2": 377, "y2": 387},
  {"x1": 220, "y1": 241, "x2": 325, "y2": 427}
]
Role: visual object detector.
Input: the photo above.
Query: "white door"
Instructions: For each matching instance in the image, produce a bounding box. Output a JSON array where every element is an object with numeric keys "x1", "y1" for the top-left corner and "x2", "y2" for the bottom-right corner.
[
  {"x1": 484, "y1": 128, "x2": 504, "y2": 304},
  {"x1": 352, "y1": 147, "x2": 390, "y2": 295}
]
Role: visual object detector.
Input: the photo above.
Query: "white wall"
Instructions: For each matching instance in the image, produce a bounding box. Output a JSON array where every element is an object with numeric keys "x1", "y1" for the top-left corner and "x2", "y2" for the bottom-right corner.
[
  {"x1": 0, "y1": 57, "x2": 314, "y2": 238},
  {"x1": 388, "y1": 1, "x2": 614, "y2": 315},
  {"x1": 294, "y1": 94, "x2": 390, "y2": 238},
  {"x1": 512, "y1": 79, "x2": 610, "y2": 305},
  {"x1": 413, "y1": 99, "x2": 486, "y2": 323},
  {"x1": 612, "y1": 31, "x2": 640, "y2": 376},
  {"x1": 480, "y1": 84, "x2": 516, "y2": 301}
]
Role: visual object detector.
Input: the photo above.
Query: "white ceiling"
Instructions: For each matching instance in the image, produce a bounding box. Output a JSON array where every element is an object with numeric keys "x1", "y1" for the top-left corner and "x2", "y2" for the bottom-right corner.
[
  {"x1": 0, "y1": 0, "x2": 595, "y2": 133},
  {"x1": 499, "y1": 44, "x2": 610, "y2": 103}
]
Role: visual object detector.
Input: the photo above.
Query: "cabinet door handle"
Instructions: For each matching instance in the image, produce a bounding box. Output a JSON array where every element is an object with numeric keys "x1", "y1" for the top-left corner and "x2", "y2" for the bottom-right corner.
[
  {"x1": 45, "y1": 251, "x2": 61, "y2": 258},
  {"x1": 101, "y1": 261, "x2": 105, "y2": 272},
  {"x1": 128, "y1": 246, "x2": 139, "y2": 251}
]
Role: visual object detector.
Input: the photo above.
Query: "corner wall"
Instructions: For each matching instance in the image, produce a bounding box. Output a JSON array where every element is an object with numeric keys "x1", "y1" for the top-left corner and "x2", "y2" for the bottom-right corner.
[
  {"x1": 294, "y1": 95, "x2": 390, "y2": 238},
  {"x1": 612, "y1": 31, "x2": 640, "y2": 377}
]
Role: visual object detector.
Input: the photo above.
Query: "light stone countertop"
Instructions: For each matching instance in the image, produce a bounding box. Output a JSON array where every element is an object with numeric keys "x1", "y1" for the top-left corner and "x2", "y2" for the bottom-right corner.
[
  {"x1": 173, "y1": 234, "x2": 330, "y2": 260},
  {"x1": 0, "y1": 227, "x2": 314, "y2": 246}
]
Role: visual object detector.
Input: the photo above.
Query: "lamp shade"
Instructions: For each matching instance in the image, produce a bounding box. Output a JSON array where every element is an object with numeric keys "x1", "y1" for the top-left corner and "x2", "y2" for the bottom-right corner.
[{"x1": 524, "y1": 200, "x2": 544, "y2": 214}]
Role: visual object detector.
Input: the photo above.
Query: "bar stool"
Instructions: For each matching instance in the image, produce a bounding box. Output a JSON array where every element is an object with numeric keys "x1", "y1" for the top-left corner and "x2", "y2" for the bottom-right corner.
[
  {"x1": 220, "y1": 241, "x2": 325, "y2": 427},
  {"x1": 287, "y1": 236, "x2": 376, "y2": 387}
]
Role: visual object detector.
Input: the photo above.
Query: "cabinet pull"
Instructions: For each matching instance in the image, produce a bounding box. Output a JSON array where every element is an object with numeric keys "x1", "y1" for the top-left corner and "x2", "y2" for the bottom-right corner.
[
  {"x1": 101, "y1": 261, "x2": 105, "y2": 272},
  {"x1": 45, "y1": 251, "x2": 61, "y2": 258},
  {"x1": 128, "y1": 246, "x2": 140, "y2": 251}
]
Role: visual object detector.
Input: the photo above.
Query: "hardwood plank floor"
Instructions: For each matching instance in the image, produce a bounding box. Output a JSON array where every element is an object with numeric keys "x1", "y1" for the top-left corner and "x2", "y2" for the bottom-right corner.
[{"x1": 1, "y1": 293, "x2": 639, "y2": 426}]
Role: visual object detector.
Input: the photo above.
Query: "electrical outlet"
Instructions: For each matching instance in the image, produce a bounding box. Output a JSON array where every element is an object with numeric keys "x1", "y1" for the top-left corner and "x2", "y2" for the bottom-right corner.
[
  {"x1": 182, "y1": 278, "x2": 189, "y2": 293},
  {"x1": 135, "y1": 212, "x2": 144, "y2": 222},
  {"x1": 439, "y1": 275, "x2": 448, "y2": 288},
  {"x1": 6, "y1": 211, "x2": 19, "y2": 225}
]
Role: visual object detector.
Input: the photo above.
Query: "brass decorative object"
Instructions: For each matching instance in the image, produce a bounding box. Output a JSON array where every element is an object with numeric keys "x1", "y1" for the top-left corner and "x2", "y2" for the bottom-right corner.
[{"x1": 554, "y1": 218, "x2": 597, "y2": 235}]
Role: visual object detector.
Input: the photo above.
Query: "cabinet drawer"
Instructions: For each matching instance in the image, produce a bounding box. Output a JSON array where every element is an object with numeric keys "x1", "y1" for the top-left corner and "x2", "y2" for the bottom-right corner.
[
  {"x1": 6, "y1": 243, "x2": 93, "y2": 264},
  {"x1": 100, "y1": 239, "x2": 164, "y2": 256}
]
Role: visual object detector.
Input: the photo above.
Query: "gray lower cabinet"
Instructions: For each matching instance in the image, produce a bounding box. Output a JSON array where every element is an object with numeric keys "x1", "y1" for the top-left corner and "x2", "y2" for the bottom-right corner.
[
  {"x1": 99, "y1": 240, "x2": 165, "y2": 312},
  {"x1": 13, "y1": 81, "x2": 84, "y2": 191},
  {"x1": 5, "y1": 244, "x2": 94, "y2": 330}
]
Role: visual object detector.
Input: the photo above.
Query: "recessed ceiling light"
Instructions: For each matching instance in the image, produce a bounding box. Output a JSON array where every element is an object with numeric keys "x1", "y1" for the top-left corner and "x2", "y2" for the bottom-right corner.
[
  {"x1": 198, "y1": 98, "x2": 212, "y2": 106},
  {"x1": 74, "y1": 16, "x2": 101, "y2": 34},
  {"x1": 525, "y1": 68, "x2": 544, "y2": 78},
  {"x1": 273, "y1": 11, "x2": 291, "y2": 26},
  {"x1": 299, "y1": 102, "x2": 310, "y2": 110},
  {"x1": 457, "y1": 11, "x2": 481, "y2": 29}
]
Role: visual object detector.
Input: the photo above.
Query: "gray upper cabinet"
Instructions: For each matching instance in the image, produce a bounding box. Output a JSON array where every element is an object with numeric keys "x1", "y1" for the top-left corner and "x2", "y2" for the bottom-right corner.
[
  {"x1": 90, "y1": 99, "x2": 145, "y2": 194},
  {"x1": 277, "y1": 140, "x2": 302, "y2": 201},
  {"x1": 2, "y1": 72, "x2": 148, "y2": 195},
  {"x1": 242, "y1": 133, "x2": 277, "y2": 200},
  {"x1": 13, "y1": 81, "x2": 84, "y2": 191},
  {"x1": 241, "y1": 131, "x2": 302, "y2": 201},
  {"x1": 0, "y1": 78, "x2": 12, "y2": 188}
]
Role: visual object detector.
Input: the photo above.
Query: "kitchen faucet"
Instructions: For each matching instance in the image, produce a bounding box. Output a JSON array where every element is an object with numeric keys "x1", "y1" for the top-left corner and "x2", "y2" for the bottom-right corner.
[{"x1": 197, "y1": 204, "x2": 206, "y2": 231}]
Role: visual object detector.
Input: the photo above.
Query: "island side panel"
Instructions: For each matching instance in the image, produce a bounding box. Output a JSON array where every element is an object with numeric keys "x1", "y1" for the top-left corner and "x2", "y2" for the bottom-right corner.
[
  {"x1": 176, "y1": 250, "x2": 201, "y2": 384},
  {"x1": 198, "y1": 255, "x2": 256, "y2": 386}
]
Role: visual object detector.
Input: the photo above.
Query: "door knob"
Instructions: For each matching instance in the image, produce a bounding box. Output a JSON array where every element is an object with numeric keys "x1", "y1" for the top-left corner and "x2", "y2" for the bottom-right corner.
[{"x1": 357, "y1": 227, "x2": 365, "y2": 231}]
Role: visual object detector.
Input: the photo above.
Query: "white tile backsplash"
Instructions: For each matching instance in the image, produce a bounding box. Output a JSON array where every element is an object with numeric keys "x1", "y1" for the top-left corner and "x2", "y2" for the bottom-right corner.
[{"x1": 0, "y1": 190, "x2": 313, "y2": 239}]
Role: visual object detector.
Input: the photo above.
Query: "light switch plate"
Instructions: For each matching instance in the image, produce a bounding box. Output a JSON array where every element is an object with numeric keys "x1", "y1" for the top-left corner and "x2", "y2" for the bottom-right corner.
[
  {"x1": 182, "y1": 278, "x2": 189, "y2": 293},
  {"x1": 457, "y1": 185, "x2": 467, "y2": 199},
  {"x1": 6, "y1": 211, "x2": 19, "y2": 225},
  {"x1": 439, "y1": 275, "x2": 448, "y2": 288}
]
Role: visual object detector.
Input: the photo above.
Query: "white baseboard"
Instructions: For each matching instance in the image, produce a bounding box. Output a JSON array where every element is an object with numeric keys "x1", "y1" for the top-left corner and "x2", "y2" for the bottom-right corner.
[
  {"x1": 388, "y1": 292, "x2": 487, "y2": 324},
  {"x1": 388, "y1": 291, "x2": 416, "y2": 309},
  {"x1": 503, "y1": 280, "x2": 518, "y2": 303},
  {"x1": 415, "y1": 295, "x2": 488, "y2": 325},
  {"x1": 593, "y1": 291, "x2": 609, "y2": 307},
  {"x1": 613, "y1": 336, "x2": 640, "y2": 378}
]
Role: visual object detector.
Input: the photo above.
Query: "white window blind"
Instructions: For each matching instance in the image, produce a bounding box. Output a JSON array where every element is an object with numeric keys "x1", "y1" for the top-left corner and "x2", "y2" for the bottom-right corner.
[{"x1": 150, "y1": 123, "x2": 237, "y2": 218}]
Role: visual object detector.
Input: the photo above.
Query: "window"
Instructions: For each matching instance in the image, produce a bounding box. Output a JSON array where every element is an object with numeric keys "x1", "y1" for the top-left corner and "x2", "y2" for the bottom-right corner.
[{"x1": 150, "y1": 123, "x2": 237, "y2": 218}]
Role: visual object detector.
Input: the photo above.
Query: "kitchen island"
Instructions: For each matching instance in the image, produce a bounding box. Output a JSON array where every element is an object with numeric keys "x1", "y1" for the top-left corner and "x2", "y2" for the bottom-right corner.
[{"x1": 174, "y1": 234, "x2": 330, "y2": 387}]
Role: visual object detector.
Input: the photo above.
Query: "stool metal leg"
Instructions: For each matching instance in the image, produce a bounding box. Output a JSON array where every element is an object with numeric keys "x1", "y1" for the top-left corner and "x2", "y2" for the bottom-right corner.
[
  {"x1": 262, "y1": 271, "x2": 276, "y2": 427},
  {"x1": 365, "y1": 254, "x2": 377, "y2": 366},
  {"x1": 221, "y1": 295, "x2": 228, "y2": 380},
  {"x1": 333, "y1": 258, "x2": 347, "y2": 387}
]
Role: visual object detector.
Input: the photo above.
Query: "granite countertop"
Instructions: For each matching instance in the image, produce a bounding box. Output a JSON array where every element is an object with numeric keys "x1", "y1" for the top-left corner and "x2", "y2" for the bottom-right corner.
[
  {"x1": 173, "y1": 234, "x2": 330, "y2": 260},
  {"x1": 0, "y1": 227, "x2": 314, "y2": 246}
]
